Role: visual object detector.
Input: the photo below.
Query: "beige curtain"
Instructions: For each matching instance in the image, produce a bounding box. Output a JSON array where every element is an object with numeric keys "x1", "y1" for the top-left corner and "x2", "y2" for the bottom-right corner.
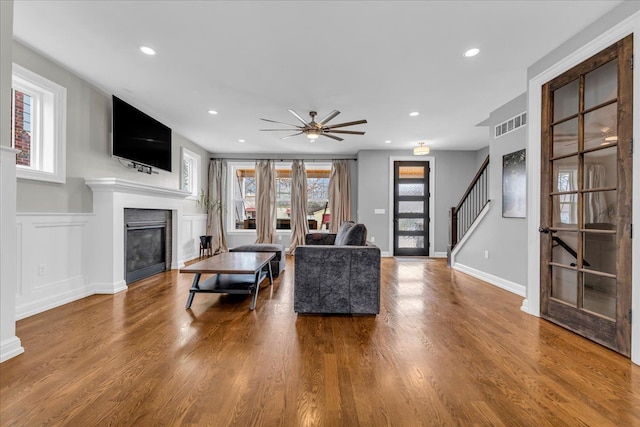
[
  {"x1": 328, "y1": 159, "x2": 352, "y2": 233},
  {"x1": 206, "y1": 159, "x2": 228, "y2": 254},
  {"x1": 255, "y1": 159, "x2": 276, "y2": 243},
  {"x1": 289, "y1": 160, "x2": 308, "y2": 254}
]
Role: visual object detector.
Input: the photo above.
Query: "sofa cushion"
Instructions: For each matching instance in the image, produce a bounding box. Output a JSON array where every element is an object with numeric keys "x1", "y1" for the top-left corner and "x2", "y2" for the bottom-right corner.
[
  {"x1": 342, "y1": 223, "x2": 367, "y2": 246},
  {"x1": 334, "y1": 221, "x2": 355, "y2": 245}
]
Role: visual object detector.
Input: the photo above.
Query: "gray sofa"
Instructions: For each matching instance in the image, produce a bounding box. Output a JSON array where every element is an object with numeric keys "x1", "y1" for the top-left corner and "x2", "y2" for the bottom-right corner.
[{"x1": 294, "y1": 222, "x2": 380, "y2": 315}]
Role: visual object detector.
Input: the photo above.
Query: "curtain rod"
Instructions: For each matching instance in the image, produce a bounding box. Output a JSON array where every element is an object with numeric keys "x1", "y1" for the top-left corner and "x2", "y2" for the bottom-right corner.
[{"x1": 209, "y1": 157, "x2": 357, "y2": 162}]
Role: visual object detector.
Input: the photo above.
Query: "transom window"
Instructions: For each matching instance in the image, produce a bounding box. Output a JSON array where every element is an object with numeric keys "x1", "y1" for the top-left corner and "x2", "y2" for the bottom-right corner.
[{"x1": 229, "y1": 162, "x2": 331, "y2": 231}]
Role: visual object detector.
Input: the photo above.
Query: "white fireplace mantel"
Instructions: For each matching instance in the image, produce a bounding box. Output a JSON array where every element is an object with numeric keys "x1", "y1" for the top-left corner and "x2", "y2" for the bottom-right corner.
[
  {"x1": 85, "y1": 178, "x2": 191, "y2": 294},
  {"x1": 85, "y1": 178, "x2": 191, "y2": 199}
]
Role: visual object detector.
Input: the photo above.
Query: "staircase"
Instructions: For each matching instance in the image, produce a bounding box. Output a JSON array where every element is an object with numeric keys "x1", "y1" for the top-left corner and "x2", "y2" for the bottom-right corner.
[{"x1": 448, "y1": 155, "x2": 490, "y2": 265}]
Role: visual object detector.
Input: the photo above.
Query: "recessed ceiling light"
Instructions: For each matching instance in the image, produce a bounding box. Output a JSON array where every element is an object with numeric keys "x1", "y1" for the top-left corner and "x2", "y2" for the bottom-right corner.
[
  {"x1": 139, "y1": 46, "x2": 156, "y2": 56},
  {"x1": 464, "y1": 48, "x2": 480, "y2": 57},
  {"x1": 409, "y1": 112, "x2": 420, "y2": 117},
  {"x1": 385, "y1": 140, "x2": 392, "y2": 144},
  {"x1": 238, "y1": 139, "x2": 245, "y2": 143},
  {"x1": 208, "y1": 110, "x2": 218, "y2": 115}
]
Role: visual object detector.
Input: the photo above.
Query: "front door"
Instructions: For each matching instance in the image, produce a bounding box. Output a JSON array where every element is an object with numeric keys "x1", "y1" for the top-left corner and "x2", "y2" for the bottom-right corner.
[
  {"x1": 393, "y1": 161, "x2": 430, "y2": 256},
  {"x1": 540, "y1": 35, "x2": 633, "y2": 355}
]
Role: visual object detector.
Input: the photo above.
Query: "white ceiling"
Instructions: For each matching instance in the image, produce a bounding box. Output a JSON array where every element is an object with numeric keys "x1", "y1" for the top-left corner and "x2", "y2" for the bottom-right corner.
[{"x1": 13, "y1": 1, "x2": 622, "y2": 155}]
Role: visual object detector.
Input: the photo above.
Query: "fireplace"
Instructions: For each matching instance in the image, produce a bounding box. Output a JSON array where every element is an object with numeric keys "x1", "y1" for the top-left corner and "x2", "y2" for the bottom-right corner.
[
  {"x1": 124, "y1": 209, "x2": 172, "y2": 283},
  {"x1": 85, "y1": 178, "x2": 190, "y2": 294}
]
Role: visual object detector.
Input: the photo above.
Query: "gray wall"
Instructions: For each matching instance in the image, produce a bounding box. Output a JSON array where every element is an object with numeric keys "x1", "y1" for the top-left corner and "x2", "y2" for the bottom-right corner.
[
  {"x1": 476, "y1": 146, "x2": 489, "y2": 168},
  {"x1": 455, "y1": 93, "x2": 527, "y2": 286},
  {"x1": 212, "y1": 152, "x2": 358, "y2": 250},
  {"x1": 357, "y1": 149, "x2": 478, "y2": 254},
  {"x1": 528, "y1": 1, "x2": 640, "y2": 80},
  {"x1": 12, "y1": 41, "x2": 209, "y2": 214}
]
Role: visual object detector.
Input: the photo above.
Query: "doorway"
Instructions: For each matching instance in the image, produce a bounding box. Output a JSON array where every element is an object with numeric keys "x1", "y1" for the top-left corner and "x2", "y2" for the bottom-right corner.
[
  {"x1": 540, "y1": 35, "x2": 633, "y2": 355},
  {"x1": 393, "y1": 161, "x2": 430, "y2": 256}
]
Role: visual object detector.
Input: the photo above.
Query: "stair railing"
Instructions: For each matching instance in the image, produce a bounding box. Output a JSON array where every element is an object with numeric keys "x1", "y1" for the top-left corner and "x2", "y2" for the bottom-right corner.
[{"x1": 448, "y1": 155, "x2": 490, "y2": 263}]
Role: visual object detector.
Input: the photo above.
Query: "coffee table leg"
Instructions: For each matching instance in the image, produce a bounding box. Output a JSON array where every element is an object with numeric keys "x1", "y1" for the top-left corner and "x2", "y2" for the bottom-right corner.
[
  {"x1": 186, "y1": 273, "x2": 201, "y2": 309},
  {"x1": 249, "y1": 271, "x2": 260, "y2": 310},
  {"x1": 268, "y1": 262, "x2": 273, "y2": 286}
]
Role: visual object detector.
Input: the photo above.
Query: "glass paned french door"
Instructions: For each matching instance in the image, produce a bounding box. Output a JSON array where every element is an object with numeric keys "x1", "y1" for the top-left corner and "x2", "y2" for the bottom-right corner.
[
  {"x1": 540, "y1": 35, "x2": 632, "y2": 356},
  {"x1": 394, "y1": 161, "x2": 429, "y2": 256}
]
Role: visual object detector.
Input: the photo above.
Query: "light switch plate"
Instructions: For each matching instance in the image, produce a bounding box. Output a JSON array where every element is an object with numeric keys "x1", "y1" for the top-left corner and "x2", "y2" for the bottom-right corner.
[{"x1": 374, "y1": 209, "x2": 385, "y2": 214}]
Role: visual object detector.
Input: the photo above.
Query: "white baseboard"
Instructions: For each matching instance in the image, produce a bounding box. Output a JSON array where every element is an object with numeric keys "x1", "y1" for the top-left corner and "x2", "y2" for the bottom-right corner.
[
  {"x1": 453, "y1": 262, "x2": 526, "y2": 297},
  {"x1": 0, "y1": 336, "x2": 24, "y2": 363},
  {"x1": 520, "y1": 298, "x2": 530, "y2": 313},
  {"x1": 16, "y1": 286, "x2": 94, "y2": 320},
  {"x1": 432, "y1": 251, "x2": 447, "y2": 258},
  {"x1": 91, "y1": 280, "x2": 128, "y2": 294},
  {"x1": 381, "y1": 251, "x2": 391, "y2": 257}
]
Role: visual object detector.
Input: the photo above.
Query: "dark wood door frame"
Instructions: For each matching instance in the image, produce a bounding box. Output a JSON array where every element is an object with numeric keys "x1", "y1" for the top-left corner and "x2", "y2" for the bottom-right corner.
[{"x1": 540, "y1": 35, "x2": 633, "y2": 356}]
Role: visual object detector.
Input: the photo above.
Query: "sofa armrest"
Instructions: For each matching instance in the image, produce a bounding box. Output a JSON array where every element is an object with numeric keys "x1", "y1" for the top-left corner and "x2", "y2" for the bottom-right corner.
[{"x1": 305, "y1": 233, "x2": 337, "y2": 245}]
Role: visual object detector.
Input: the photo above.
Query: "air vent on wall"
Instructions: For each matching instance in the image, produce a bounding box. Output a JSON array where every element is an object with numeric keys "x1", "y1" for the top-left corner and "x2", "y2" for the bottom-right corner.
[{"x1": 495, "y1": 112, "x2": 527, "y2": 139}]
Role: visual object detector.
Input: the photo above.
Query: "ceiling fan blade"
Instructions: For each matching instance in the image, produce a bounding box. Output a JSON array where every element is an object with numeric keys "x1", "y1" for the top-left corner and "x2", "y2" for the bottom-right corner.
[
  {"x1": 317, "y1": 110, "x2": 340, "y2": 126},
  {"x1": 288, "y1": 109, "x2": 310, "y2": 126},
  {"x1": 326, "y1": 130, "x2": 365, "y2": 135},
  {"x1": 280, "y1": 132, "x2": 303, "y2": 140},
  {"x1": 260, "y1": 118, "x2": 300, "y2": 127},
  {"x1": 260, "y1": 129, "x2": 304, "y2": 131},
  {"x1": 324, "y1": 119, "x2": 368, "y2": 129},
  {"x1": 320, "y1": 133, "x2": 344, "y2": 142}
]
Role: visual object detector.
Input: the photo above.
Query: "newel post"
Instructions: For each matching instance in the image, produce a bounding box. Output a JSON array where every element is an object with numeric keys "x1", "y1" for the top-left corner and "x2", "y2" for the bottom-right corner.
[{"x1": 447, "y1": 207, "x2": 458, "y2": 267}]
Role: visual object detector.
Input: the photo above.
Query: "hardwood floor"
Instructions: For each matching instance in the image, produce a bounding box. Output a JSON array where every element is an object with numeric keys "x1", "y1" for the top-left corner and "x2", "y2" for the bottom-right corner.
[{"x1": 1, "y1": 257, "x2": 639, "y2": 426}]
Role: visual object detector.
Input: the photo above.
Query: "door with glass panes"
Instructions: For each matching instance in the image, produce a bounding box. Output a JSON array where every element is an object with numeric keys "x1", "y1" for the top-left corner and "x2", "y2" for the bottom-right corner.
[
  {"x1": 393, "y1": 161, "x2": 430, "y2": 256},
  {"x1": 540, "y1": 35, "x2": 632, "y2": 355}
]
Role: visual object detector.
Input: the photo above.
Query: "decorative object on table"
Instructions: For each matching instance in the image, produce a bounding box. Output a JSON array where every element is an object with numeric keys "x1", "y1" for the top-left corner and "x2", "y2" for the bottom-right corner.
[
  {"x1": 502, "y1": 148, "x2": 526, "y2": 218},
  {"x1": 260, "y1": 109, "x2": 367, "y2": 141}
]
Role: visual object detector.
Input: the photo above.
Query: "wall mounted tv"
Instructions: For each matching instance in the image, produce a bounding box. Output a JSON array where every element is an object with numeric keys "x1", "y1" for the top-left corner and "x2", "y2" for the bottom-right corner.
[{"x1": 112, "y1": 96, "x2": 172, "y2": 172}]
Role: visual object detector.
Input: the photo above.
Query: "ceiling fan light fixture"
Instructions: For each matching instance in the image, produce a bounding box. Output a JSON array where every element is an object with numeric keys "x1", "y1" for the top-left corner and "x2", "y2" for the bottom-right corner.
[
  {"x1": 413, "y1": 141, "x2": 430, "y2": 155},
  {"x1": 306, "y1": 130, "x2": 319, "y2": 139}
]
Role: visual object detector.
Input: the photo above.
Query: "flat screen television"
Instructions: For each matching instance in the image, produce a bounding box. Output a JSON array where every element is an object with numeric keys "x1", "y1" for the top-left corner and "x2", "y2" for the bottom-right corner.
[{"x1": 112, "y1": 96, "x2": 172, "y2": 172}]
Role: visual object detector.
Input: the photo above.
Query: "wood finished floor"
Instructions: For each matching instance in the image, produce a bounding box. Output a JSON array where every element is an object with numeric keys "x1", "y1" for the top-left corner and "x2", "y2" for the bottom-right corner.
[{"x1": 1, "y1": 257, "x2": 639, "y2": 426}]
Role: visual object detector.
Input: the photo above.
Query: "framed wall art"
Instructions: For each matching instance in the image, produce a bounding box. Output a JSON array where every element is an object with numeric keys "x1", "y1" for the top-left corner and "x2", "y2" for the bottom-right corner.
[{"x1": 502, "y1": 149, "x2": 526, "y2": 218}]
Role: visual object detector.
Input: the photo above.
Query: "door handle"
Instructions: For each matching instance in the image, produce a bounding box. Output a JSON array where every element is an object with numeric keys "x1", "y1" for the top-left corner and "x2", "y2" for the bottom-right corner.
[{"x1": 539, "y1": 227, "x2": 550, "y2": 234}]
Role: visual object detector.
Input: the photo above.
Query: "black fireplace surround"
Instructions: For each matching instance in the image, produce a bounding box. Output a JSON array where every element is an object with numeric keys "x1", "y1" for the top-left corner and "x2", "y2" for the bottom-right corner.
[{"x1": 124, "y1": 209, "x2": 172, "y2": 284}]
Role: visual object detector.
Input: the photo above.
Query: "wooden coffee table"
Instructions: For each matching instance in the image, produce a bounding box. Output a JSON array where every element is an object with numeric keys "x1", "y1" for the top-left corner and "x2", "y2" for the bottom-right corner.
[{"x1": 181, "y1": 252, "x2": 275, "y2": 310}]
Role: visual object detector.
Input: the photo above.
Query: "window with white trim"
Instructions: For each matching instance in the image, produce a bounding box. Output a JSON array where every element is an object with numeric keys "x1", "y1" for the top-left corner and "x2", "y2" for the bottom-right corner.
[
  {"x1": 11, "y1": 64, "x2": 67, "y2": 183},
  {"x1": 228, "y1": 162, "x2": 331, "y2": 231},
  {"x1": 181, "y1": 147, "x2": 200, "y2": 199}
]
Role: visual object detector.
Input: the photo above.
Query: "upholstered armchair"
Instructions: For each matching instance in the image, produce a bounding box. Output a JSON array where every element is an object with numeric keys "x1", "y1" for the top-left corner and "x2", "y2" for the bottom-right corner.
[{"x1": 294, "y1": 222, "x2": 380, "y2": 315}]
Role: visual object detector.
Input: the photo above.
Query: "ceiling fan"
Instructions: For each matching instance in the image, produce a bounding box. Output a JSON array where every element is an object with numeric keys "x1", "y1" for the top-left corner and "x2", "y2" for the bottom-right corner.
[{"x1": 260, "y1": 110, "x2": 367, "y2": 141}]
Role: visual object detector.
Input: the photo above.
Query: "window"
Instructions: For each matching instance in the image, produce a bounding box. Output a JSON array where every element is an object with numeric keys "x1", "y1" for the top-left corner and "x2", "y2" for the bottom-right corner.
[
  {"x1": 11, "y1": 64, "x2": 66, "y2": 183},
  {"x1": 229, "y1": 162, "x2": 331, "y2": 231},
  {"x1": 181, "y1": 147, "x2": 200, "y2": 199},
  {"x1": 557, "y1": 170, "x2": 577, "y2": 224}
]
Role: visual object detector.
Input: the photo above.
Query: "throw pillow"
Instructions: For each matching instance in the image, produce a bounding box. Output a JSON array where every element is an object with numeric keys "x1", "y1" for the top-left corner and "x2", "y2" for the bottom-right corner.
[
  {"x1": 334, "y1": 221, "x2": 355, "y2": 245},
  {"x1": 342, "y1": 223, "x2": 367, "y2": 246}
]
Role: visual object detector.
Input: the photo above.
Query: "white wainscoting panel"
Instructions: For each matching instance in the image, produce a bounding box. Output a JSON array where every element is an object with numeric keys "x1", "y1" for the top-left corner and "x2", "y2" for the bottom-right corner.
[
  {"x1": 181, "y1": 214, "x2": 207, "y2": 262},
  {"x1": 15, "y1": 214, "x2": 94, "y2": 320}
]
